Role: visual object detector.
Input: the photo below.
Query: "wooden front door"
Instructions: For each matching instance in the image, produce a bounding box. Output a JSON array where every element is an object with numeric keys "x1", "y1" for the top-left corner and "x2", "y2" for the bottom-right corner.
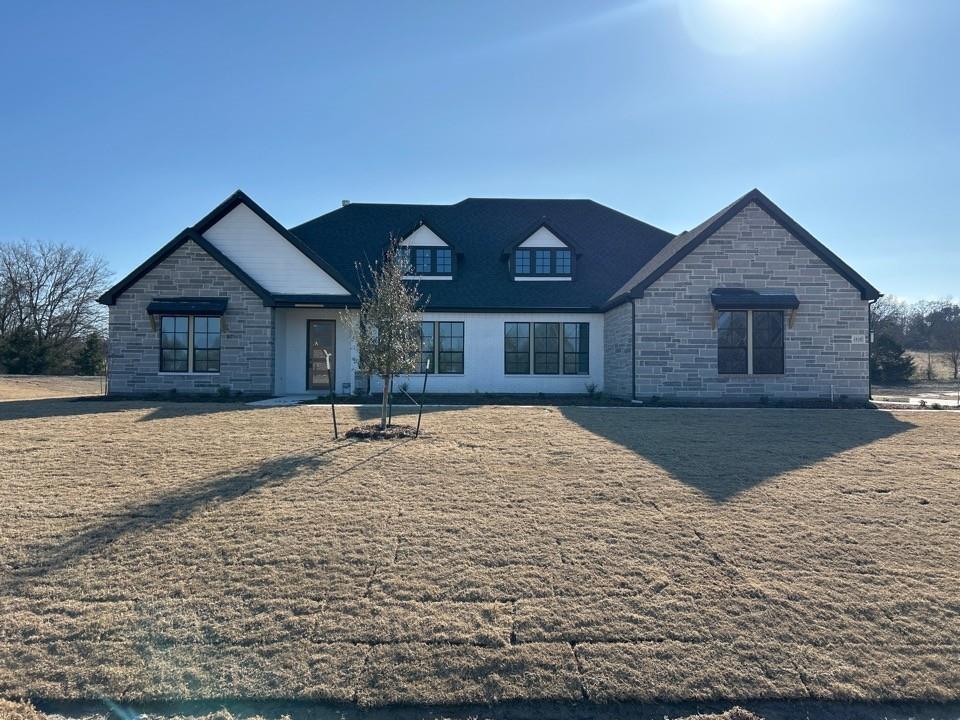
[{"x1": 307, "y1": 320, "x2": 336, "y2": 391}]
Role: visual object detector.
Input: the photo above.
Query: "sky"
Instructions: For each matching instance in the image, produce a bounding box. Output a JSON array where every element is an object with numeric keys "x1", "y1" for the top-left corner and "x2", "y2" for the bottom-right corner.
[{"x1": 0, "y1": 0, "x2": 957, "y2": 300}]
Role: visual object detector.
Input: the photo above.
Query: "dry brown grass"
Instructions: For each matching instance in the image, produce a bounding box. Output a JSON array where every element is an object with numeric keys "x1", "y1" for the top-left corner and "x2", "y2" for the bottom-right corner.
[
  {"x1": 0, "y1": 396, "x2": 958, "y2": 707},
  {"x1": 0, "y1": 376, "x2": 103, "y2": 401}
]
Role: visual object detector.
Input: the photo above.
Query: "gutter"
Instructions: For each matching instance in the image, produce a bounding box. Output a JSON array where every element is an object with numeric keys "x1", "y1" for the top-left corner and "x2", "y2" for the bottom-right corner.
[
  {"x1": 867, "y1": 297, "x2": 879, "y2": 400},
  {"x1": 631, "y1": 299, "x2": 637, "y2": 402}
]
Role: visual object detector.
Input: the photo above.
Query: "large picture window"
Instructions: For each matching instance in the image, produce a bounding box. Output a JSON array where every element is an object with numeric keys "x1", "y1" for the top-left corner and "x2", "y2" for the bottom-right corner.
[
  {"x1": 504, "y1": 322, "x2": 530, "y2": 374},
  {"x1": 562, "y1": 322, "x2": 589, "y2": 374},
  {"x1": 160, "y1": 315, "x2": 220, "y2": 373},
  {"x1": 437, "y1": 321, "x2": 464, "y2": 374},
  {"x1": 717, "y1": 310, "x2": 784, "y2": 375}
]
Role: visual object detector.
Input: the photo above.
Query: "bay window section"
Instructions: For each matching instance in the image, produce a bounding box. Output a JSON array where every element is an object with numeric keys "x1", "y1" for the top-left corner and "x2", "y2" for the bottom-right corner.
[
  {"x1": 504, "y1": 322, "x2": 530, "y2": 374},
  {"x1": 534, "y1": 250, "x2": 552, "y2": 274},
  {"x1": 413, "y1": 247, "x2": 432, "y2": 274},
  {"x1": 515, "y1": 249, "x2": 531, "y2": 274},
  {"x1": 435, "y1": 248, "x2": 452, "y2": 274},
  {"x1": 533, "y1": 322, "x2": 560, "y2": 374}
]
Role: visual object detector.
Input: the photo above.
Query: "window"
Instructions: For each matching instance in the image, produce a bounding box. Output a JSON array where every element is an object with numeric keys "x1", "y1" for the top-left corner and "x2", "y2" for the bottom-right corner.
[
  {"x1": 717, "y1": 310, "x2": 784, "y2": 375},
  {"x1": 513, "y1": 248, "x2": 573, "y2": 277},
  {"x1": 504, "y1": 322, "x2": 530, "y2": 374},
  {"x1": 193, "y1": 316, "x2": 221, "y2": 373},
  {"x1": 413, "y1": 247, "x2": 432, "y2": 274},
  {"x1": 160, "y1": 316, "x2": 189, "y2": 372},
  {"x1": 562, "y1": 322, "x2": 589, "y2": 374},
  {"x1": 752, "y1": 311, "x2": 784, "y2": 374},
  {"x1": 437, "y1": 321, "x2": 464, "y2": 373},
  {"x1": 533, "y1": 322, "x2": 560, "y2": 374},
  {"x1": 515, "y1": 250, "x2": 530, "y2": 274},
  {"x1": 435, "y1": 248, "x2": 452, "y2": 274},
  {"x1": 418, "y1": 321, "x2": 435, "y2": 374},
  {"x1": 534, "y1": 250, "x2": 552, "y2": 274},
  {"x1": 717, "y1": 311, "x2": 748, "y2": 374},
  {"x1": 160, "y1": 315, "x2": 221, "y2": 373}
]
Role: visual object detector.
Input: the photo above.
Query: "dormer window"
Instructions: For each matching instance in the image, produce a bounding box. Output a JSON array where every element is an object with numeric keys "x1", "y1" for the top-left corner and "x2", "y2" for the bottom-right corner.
[
  {"x1": 400, "y1": 222, "x2": 455, "y2": 280},
  {"x1": 408, "y1": 247, "x2": 452, "y2": 276},
  {"x1": 508, "y1": 223, "x2": 575, "y2": 280},
  {"x1": 514, "y1": 248, "x2": 573, "y2": 278}
]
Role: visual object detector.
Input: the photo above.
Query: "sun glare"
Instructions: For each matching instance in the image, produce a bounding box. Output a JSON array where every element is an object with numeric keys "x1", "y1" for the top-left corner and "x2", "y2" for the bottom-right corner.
[{"x1": 679, "y1": 0, "x2": 838, "y2": 55}]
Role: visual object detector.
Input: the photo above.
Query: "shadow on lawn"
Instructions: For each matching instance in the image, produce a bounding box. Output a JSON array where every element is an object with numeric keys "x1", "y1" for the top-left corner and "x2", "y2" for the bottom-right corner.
[
  {"x1": 560, "y1": 407, "x2": 917, "y2": 502},
  {"x1": 0, "y1": 439, "x2": 408, "y2": 593},
  {"x1": 0, "y1": 396, "x2": 258, "y2": 422}
]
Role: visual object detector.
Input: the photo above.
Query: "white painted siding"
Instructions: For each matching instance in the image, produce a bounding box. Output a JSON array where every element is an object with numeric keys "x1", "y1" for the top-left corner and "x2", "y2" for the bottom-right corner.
[
  {"x1": 203, "y1": 204, "x2": 350, "y2": 295},
  {"x1": 274, "y1": 308, "x2": 357, "y2": 395},
  {"x1": 517, "y1": 226, "x2": 567, "y2": 248},
  {"x1": 376, "y1": 311, "x2": 604, "y2": 394},
  {"x1": 400, "y1": 225, "x2": 448, "y2": 247}
]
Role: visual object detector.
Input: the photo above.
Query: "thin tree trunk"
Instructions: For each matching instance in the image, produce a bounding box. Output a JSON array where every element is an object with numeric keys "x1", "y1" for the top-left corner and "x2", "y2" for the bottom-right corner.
[{"x1": 380, "y1": 374, "x2": 391, "y2": 429}]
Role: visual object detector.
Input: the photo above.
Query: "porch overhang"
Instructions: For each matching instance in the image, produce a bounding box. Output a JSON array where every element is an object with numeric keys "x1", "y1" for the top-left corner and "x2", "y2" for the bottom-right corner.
[
  {"x1": 710, "y1": 288, "x2": 799, "y2": 311},
  {"x1": 146, "y1": 297, "x2": 228, "y2": 316},
  {"x1": 271, "y1": 294, "x2": 360, "y2": 308}
]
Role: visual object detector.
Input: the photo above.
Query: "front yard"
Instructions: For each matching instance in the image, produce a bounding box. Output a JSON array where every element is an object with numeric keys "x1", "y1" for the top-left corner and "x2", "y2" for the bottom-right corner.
[{"x1": 0, "y1": 397, "x2": 958, "y2": 708}]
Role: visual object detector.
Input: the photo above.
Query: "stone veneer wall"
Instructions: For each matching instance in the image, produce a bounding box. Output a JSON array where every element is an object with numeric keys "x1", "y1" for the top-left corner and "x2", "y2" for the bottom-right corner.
[
  {"x1": 107, "y1": 240, "x2": 274, "y2": 395},
  {"x1": 628, "y1": 202, "x2": 870, "y2": 401},
  {"x1": 603, "y1": 301, "x2": 634, "y2": 399}
]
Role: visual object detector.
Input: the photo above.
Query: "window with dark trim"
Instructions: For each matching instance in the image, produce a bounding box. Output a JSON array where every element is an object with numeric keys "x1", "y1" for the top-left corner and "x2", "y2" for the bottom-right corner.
[
  {"x1": 160, "y1": 316, "x2": 189, "y2": 372},
  {"x1": 513, "y1": 248, "x2": 573, "y2": 278},
  {"x1": 533, "y1": 322, "x2": 560, "y2": 374},
  {"x1": 408, "y1": 247, "x2": 454, "y2": 276},
  {"x1": 417, "y1": 321, "x2": 435, "y2": 373},
  {"x1": 435, "y1": 248, "x2": 452, "y2": 274},
  {"x1": 752, "y1": 311, "x2": 785, "y2": 374},
  {"x1": 534, "y1": 250, "x2": 551, "y2": 274},
  {"x1": 192, "y1": 316, "x2": 221, "y2": 373},
  {"x1": 504, "y1": 322, "x2": 530, "y2": 374},
  {"x1": 515, "y1": 249, "x2": 531, "y2": 274},
  {"x1": 562, "y1": 322, "x2": 589, "y2": 374},
  {"x1": 717, "y1": 310, "x2": 784, "y2": 375},
  {"x1": 437, "y1": 321, "x2": 464, "y2": 374}
]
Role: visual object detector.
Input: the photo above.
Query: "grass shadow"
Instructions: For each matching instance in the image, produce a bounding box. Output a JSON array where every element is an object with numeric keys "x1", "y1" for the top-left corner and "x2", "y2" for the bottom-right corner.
[
  {"x1": 0, "y1": 397, "x2": 258, "y2": 423},
  {"x1": 0, "y1": 439, "x2": 409, "y2": 594},
  {"x1": 560, "y1": 408, "x2": 917, "y2": 502}
]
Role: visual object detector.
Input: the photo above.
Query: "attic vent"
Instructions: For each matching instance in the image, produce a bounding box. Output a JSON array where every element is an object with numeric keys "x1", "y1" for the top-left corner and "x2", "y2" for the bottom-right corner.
[{"x1": 341, "y1": 200, "x2": 350, "y2": 207}]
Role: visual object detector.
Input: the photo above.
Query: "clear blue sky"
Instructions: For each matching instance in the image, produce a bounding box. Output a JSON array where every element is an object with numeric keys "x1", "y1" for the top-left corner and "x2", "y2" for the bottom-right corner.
[{"x1": 1, "y1": 0, "x2": 956, "y2": 299}]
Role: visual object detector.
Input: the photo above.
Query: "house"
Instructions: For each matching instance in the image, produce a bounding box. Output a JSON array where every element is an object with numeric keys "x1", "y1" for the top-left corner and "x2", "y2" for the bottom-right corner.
[{"x1": 98, "y1": 188, "x2": 880, "y2": 401}]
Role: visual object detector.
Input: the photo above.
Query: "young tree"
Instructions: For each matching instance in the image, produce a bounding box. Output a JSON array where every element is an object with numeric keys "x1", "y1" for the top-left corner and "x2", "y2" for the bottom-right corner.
[{"x1": 348, "y1": 238, "x2": 422, "y2": 429}]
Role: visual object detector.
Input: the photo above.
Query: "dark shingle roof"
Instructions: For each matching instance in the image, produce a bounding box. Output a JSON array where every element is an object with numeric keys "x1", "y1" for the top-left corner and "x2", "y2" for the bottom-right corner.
[{"x1": 290, "y1": 198, "x2": 675, "y2": 311}]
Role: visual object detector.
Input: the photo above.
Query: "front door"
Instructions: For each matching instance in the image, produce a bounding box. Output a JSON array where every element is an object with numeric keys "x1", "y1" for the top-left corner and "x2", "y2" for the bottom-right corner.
[{"x1": 307, "y1": 320, "x2": 336, "y2": 391}]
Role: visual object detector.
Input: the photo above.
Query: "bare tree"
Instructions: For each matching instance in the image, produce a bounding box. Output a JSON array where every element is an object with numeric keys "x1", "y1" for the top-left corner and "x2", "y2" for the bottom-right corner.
[
  {"x1": 346, "y1": 238, "x2": 422, "y2": 429},
  {"x1": 929, "y1": 300, "x2": 960, "y2": 379},
  {"x1": 0, "y1": 239, "x2": 110, "y2": 372}
]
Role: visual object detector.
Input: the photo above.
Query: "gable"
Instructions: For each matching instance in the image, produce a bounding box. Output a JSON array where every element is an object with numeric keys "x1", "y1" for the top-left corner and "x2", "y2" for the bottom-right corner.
[
  {"x1": 202, "y1": 203, "x2": 350, "y2": 295},
  {"x1": 608, "y1": 189, "x2": 879, "y2": 306},
  {"x1": 517, "y1": 226, "x2": 568, "y2": 249},
  {"x1": 400, "y1": 224, "x2": 448, "y2": 247},
  {"x1": 644, "y1": 202, "x2": 870, "y2": 304}
]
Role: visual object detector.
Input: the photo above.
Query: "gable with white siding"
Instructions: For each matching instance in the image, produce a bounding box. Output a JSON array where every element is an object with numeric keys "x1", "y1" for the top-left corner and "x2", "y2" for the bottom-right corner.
[{"x1": 202, "y1": 203, "x2": 350, "y2": 295}]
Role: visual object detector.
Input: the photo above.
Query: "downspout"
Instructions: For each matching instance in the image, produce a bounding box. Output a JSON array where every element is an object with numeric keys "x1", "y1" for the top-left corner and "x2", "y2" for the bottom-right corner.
[
  {"x1": 867, "y1": 297, "x2": 878, "y2": 401},
  {"x1": 631, "y1": 299, "x2": 637, "y2": 402}
]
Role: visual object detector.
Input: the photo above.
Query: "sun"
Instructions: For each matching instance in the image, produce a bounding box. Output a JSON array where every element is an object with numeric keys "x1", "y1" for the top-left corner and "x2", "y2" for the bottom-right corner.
[{"x1": 678, "y1": 0, "x2": 838, "y2": 55}]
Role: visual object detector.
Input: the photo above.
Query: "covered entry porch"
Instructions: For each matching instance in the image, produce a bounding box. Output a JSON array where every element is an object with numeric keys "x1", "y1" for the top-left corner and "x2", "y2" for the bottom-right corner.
[{"x1": 273, "y1": 307, "x2": 360, "y2": 396}]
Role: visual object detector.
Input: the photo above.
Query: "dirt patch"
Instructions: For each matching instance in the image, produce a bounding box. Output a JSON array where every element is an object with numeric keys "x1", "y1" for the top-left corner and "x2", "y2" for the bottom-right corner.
[
  {"x1": 0, "y1": 375, "x2": 103, "y2": 401},
  {"x1": 345, "y1": 423, "x2": 420, "y2": 440}
]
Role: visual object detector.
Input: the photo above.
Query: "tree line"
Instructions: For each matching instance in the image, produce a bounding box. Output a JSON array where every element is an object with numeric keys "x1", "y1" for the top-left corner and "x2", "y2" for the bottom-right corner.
[
  {"x1": 871, "y1": 296, "x2": 960, "y2": 383},
  {"x1": 0, "y1": 239, "x2": 110, "y2": 375}
]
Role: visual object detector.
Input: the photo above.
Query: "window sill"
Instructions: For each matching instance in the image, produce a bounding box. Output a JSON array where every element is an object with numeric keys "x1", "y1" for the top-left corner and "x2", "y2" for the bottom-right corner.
[
  {"x1": 505, "y1": 373, "x2": 591, "y2": 377},
  {"x1": 717, "y1": 373, "x2": 786, "y2": 378},
  {"x1": 158, "y1": 372, "x2": 221, "y2": 376}
]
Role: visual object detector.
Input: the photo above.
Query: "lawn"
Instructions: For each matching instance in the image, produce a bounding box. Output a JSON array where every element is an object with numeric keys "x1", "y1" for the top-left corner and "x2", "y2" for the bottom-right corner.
[
  {"x1": 0, "y1": 375, "x2": 103, "y2": 401},
  {"x1": 0, "y1": 397, "x2": 958, "y2": 709}
]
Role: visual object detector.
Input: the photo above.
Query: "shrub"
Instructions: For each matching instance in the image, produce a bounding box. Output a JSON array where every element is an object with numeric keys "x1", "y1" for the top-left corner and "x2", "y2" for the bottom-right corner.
[{"x1": 871, "y1": 335, "x2": 916, "y2": 383}]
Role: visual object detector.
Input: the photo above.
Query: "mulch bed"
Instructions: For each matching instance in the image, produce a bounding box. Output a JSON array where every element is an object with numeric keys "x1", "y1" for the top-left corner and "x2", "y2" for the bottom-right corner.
[{"x1": 344, "y1": 423, "x2": 420, "y2": 440}]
